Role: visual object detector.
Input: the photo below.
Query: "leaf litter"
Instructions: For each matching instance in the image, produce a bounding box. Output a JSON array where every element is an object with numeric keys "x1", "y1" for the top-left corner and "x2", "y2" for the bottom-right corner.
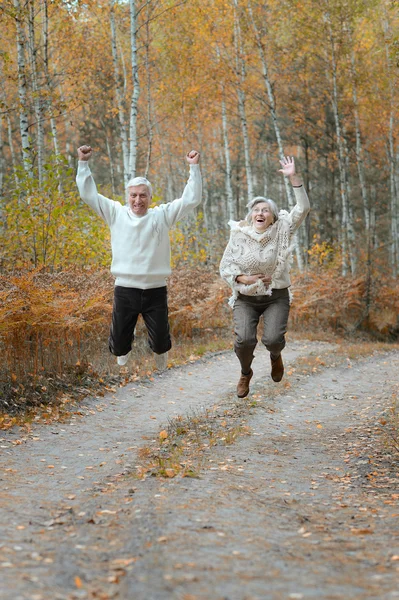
[{"x1": 0, "y1": 341, "x2": 398, "y2": 599}]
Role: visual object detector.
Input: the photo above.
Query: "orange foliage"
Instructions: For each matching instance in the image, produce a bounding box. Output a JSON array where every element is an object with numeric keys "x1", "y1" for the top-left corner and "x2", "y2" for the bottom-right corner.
[
  {"x1": 290, "y1": 270, "x2": 399, "y2": 338},
  {"x1": 1, "y1": 265, "x2": 398, "y2": 416},
  {"x1": 0, "y1": 269, "x2": 114, "y2": 379}
]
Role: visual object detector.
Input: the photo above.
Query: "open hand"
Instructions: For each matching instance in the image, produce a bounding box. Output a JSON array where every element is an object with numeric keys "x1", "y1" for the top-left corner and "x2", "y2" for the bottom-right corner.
[
  {"x1": 279, "y1": 155, "x2": 296, "y2": 177},
  {"x1": 77, "y1": 145, "x2": 93, "y2": 161},
  {"x1": 186, "y1": 150, "x2": 200, "y2": 164}
]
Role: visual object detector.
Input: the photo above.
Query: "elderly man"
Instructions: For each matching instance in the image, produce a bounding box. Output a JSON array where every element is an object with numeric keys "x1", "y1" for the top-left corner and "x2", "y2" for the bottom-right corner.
[{"x1": 76, "y1": 145, "x2": 202, "y2": 369}]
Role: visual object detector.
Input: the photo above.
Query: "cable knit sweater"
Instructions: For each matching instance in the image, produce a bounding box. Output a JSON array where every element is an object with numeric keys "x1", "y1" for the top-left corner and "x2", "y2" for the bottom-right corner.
[
  {"x1": 76, "y1": 161, "x2": 202, "y2": 289},
  {"x1": 220, "y1": 186, "x2": 310, "y2": 307}
]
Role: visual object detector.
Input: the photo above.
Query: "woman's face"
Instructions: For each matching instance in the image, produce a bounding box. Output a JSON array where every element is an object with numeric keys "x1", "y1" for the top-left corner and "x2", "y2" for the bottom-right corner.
[{"x1": 251, "y1": 202, "x2": 274, "y2": 232}]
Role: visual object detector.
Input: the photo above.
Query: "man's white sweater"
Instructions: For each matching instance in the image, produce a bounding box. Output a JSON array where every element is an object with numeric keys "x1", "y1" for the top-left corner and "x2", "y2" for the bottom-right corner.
[{"x1": 76, "y1": 161, "x2": 202, "y2": 289}]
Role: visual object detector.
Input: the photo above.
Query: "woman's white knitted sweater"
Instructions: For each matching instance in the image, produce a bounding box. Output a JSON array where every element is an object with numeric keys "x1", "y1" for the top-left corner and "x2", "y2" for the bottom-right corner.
[
  {"x1": 219, "y1": 186, "x2": 310, "y2": 307},
  {"x1": 76, "y1": 161, "x2": 202, "y2": 289}
]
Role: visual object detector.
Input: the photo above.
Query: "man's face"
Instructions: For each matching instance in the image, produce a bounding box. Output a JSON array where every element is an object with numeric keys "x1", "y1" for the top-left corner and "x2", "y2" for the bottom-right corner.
[
  {"x1": 128, "y1": 185, "x2": 151, "y2": 216},
  {"x1": 251, "y1": 202, "x2": 274, "y2": 232}
]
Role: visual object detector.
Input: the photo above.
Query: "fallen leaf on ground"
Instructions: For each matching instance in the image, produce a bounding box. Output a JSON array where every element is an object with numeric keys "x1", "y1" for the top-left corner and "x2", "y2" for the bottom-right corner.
[{"x1": 351, "y1": 528, "x2": 374, "y2": 535}]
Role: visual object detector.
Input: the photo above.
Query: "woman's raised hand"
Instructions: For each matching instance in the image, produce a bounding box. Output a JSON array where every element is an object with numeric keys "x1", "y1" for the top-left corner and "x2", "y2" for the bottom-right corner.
[{"x1": 279, "y1": 155, "x2": 296, "y2": 177}]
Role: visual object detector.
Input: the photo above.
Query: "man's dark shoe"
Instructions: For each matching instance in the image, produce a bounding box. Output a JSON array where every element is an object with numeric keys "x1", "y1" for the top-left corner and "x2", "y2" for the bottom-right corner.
[
  {"x1": 271, "y1": 354, "x2": 284, "y2": 382},
  {"x1": 237, "y1": 369, "x2": 253, "y2": 398}
]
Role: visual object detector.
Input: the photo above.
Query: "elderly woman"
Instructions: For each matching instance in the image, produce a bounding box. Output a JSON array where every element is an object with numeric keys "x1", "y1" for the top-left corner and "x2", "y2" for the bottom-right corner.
[{"x1": 220, "y1": 156, "x2": 310, "y2": 398}]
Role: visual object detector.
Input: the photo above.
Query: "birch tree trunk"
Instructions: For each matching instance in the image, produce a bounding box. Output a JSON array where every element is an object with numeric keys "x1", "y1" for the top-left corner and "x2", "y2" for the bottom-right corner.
[
  {"x1": 110, "y1": 0, "x2": 129, "y2": 185},
  {"x1": 28, "y1": 0, "x2": 44, "y2": 186},
  {"x1": 232, "y1": 0, "x2": 253, "y2": 203},
  {"x1": 144, "y1": 6, "x2": 154, "y2": 179},
  {"x1": 221, "y1": 88, "x2": 235, "y2": 220},
  {"x1": 324, "y1": 8, "x2": 356, "y2": 275},
  {"x1": 382, "y1": 11, "x2": 399, "y2": 276},
  {"x1": 349, "y1": 42, "x2": 370, "y2": 231},
  {"x1": 262, "y1": 152, "x2": 269, "y2": 198},
  {"x1": 246, "y1": 0, "x2": 305, "y2": 271},
  {"x1": 128, "y1": 0, "x2": 140, "y2": 180},
  {"x1": 7, "y1": 114, "x2": 19, "y2": 186},
  {"x1": 13, "y1": 0, "x2": 33, "y2": 176},
  {"x1": 342, "y1": 123, "x2": 357, "y2": 275},
  {"x1": 0, "y1": 117, "x2": 4, "y2": 201},
  {"x1": 103, "y1": 124, "x2": 116, "y2": 197},
  {"x1": 0, "y1": 63, "x2": 18, "y2": 185},
  {"x1": 42, "y1": 0, "x2": 60, "y2": 159},
  {"x1": 246, "y1": 0, "x2": 295, "y2": 208}
]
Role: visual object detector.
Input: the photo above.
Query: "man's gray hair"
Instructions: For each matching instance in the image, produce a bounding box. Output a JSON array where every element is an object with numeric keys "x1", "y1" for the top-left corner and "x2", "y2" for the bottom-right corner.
[
  {"x1": 126, "y1": 176, "x2": 153, "y2": 198},
  {"x1": 245, "y1": 196, "x2": 279, "y2": 225}
]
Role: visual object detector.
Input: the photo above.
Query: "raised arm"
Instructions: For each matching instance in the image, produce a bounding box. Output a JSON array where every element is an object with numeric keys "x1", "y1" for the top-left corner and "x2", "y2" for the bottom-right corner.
[
  {"x1": 279, "y1": 155, "x2": 310, "y2": 230},
  {"x1": 186, "y1": 149, "x2": 200, "y2": 165},
  {"x1": 279, "y1": 155, "x2": 304, "y2": 187},
  {"x1": 78, "y1": 145, "x2": 93, "y2": 161},
  {"x1": 162, "y1": 149, "x2": 202, "y2": 226},
  {"x1": 76, "y1": 145, "x2": 116, "y2": 225}
]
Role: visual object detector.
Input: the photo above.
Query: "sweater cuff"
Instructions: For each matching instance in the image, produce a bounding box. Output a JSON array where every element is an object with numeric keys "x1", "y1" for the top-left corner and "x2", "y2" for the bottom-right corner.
[{"x1": 78, "y1": 161, "x2": 91, "y2": 171}]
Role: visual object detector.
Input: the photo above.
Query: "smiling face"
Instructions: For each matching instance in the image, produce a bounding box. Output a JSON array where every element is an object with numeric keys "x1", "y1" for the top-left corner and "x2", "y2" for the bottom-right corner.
[
  {"x1": 251, "y1": 201, "x2": 275, "y2": 232},
  {"x1": 128, "y1": 184, "x2": 151, "y2": 216}
]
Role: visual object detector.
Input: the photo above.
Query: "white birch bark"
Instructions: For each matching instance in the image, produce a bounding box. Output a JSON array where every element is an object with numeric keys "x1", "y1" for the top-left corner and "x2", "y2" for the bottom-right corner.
[
  {"x1": 128, "y1": 0, "x2": 140, "y2": 180},
  {"x1": 0, "y1": 117, "x2": 4, "y2": 201},
  {"x1": 13, "y1": 0, "x2": 33, "y2": 176},
  {"x1": 103, "y1": 122, "x2": 116, "y2": 197},
  {"x1": 232, "y1": 0, "x2": 253, "y2": 203},
  {"x1": 110, "y1": 0, "x2": 129, "y2": 184},
  {"x1": 42, "y1": 0, "x2": 60, "y2": 158},
  {"x1": 382, "y1": 11, "x2": 399, "y2": 276},
  {"x1": 0, "y1": 62, "x2": 18, "y2": 185},
  {"x1": 388, "y1": 113, "x2": 398, "y2": 275},
  {"x1": 7, "y1": 114, "x2": 19, "y2": 186},
  {"x1": 246, "y1": 0, "x2": 305, "y2": 271},
  {"x1": 349, "y1": 43, "x2": 370, "y2": 231},
  {"x1": 342, "y1": 126, "x2": 357, "y2": 274},
  {"x1": 324, "y1": 9, "x2": 356, "y2": 275},
  {"x1": 246, "y1": 0, "x2": 295, "y2": 209},
  {"x1": 144, "y1": 7, "x2": 153, "y2": 179},
  {"x1": 28, "y1": 0, "x2": 44, "y2": 185},
  {"x1": 196, "y1": 130, "x2": 212, "y2": 249},
  {"x1": 262, "y1": 152, "x2": 269, "y2": 198},
  {"x1": 221, "y1": 84, "x2": 234, "y2": 220}
]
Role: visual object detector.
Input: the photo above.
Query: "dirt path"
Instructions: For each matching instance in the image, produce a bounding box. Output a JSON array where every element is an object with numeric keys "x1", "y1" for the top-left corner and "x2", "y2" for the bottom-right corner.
[{"x1": 1, "y1": 341, "x2": 398, "y2": 600}]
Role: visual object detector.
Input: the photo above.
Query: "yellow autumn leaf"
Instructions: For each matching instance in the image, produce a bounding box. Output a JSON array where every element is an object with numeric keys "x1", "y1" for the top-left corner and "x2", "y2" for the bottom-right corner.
[{"x1": 159, "y1": 430, "x2": 168, "y2": 440}]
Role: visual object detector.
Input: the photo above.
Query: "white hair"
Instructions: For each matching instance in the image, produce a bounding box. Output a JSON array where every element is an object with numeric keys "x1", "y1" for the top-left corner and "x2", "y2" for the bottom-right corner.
[
  {"x1": 125, "y1": 176, "x2": 153, "y2": 200},
  {"x1": 245, "y1": 196, "x2": 279, "y2": 225}
]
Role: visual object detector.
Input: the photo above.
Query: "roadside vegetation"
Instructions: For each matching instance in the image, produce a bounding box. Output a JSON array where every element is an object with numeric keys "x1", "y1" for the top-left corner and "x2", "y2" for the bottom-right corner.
[{"x1": 1, "y1": 252, "x2": 398, "y2": 430}]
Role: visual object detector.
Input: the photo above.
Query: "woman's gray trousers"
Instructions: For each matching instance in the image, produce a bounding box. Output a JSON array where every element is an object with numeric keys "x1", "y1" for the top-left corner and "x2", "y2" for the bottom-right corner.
[{"x1": 232, "y1": 288, "x2": 290, "y2": 374}]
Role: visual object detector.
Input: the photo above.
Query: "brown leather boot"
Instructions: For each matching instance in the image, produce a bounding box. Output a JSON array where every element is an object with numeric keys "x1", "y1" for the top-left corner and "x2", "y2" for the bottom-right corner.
[
  {"x1": 237, "y1": 369, "x2": 253, "y2": 398},
  {"x1": 271, "y1": 354, "x2": 284, "y2": 382}
]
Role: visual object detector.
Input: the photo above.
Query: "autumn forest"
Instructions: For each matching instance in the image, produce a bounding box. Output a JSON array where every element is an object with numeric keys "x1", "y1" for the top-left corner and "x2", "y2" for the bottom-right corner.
[{"x1": 1, "y1": 0, "x2": 399, "y2": 410}]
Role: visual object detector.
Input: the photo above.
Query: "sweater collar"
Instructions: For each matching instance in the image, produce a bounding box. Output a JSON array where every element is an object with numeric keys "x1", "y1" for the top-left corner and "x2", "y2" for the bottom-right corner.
[{"x1": 229, "y1": 219, "x2": 277, "y2": 241}]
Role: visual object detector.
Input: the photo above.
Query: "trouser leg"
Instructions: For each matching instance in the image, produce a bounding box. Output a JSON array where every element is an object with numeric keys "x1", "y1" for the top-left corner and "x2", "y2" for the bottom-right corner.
[
  {"x1": 261, "y1": 288, "x2": 290, "y2": 359},
  {"x1": 142, "y1": 286, "x2": 172, "y2": 355},
  {"x1": 233, "y1": 295, "x2": 261, "y2": 374},
  {"x1": 108, "y1": 286, "x2": 139, "y2": 357}
]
